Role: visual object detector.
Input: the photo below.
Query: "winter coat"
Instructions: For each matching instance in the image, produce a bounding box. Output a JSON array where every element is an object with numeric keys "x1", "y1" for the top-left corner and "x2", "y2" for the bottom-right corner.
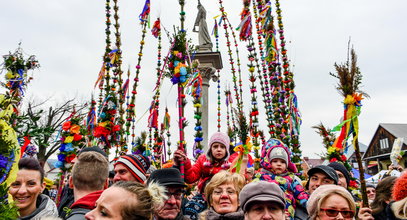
[
  {"x1": 181, "y1": 154, "x2": 231, "y2": 193},
  {"x1": 65, "y1": 190, "x2": 103, "y2": 220},
  {"x1": 199, "y1": 208, "x2": 244, "y2": 220},
  {"x1": 259, "y1": 139, "x2": 309, "y2": 220},
  {"x1": 19, "y1": 194, "x2": 58, "y2": 220}
]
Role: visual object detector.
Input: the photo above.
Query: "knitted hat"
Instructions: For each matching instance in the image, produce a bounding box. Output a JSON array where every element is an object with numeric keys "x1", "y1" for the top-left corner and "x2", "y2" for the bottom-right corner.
[
  {"x1": 260, "y1": 138, "x2": 297, "y2": 173},
  {"x1": 307, "y1": 184, "x2": 355, "y2": 219},
  {"x1": 148, "y1": 168, "x2": 186, "y2": 188},
  {"x1": 393, "y1": 171, "x2": 407, "y2": 201},
  {"x1": 328, "y1": 162, "x2": 350, "y2": 187},
  {"x1": 305, "y1": 165, "x2": 338, "y2": 190},
  {"x1": 114, "y1": 154, "x2": 150, "y2": 183},
  {"x1": 207, "y1": 132, "x2": 230, "y2": 160},
  {"x1": 240, "y1": 181, "x2": 285, "y2": 212},
  {"x1": 268, "y1": 147, "x2": 288, "y2": 164},
  {"x1": 183, "y1": 194, "x2": 207, "y2": 220}
]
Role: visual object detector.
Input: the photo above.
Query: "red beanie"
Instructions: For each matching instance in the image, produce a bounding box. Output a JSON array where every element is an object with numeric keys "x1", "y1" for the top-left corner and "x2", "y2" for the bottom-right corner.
[{"x1": 393, "y1": 171, "x2": 407, "y2": 201}]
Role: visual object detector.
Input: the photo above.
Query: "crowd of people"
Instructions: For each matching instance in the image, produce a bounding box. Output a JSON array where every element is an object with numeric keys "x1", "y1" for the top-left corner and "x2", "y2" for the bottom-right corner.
[{"x1": 8, "y1": 131, "x2": 407, "y2": 220}]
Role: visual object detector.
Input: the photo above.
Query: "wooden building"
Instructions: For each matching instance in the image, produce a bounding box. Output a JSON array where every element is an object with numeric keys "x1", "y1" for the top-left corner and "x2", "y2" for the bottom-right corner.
[{"x1": 362, "y1": 123, "x2": 407, "y2": 175}]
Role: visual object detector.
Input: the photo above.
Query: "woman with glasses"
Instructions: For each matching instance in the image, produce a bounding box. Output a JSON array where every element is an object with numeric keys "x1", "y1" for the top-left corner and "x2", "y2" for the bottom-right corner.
[
  {"x1": 307, "y1": 184, "x2": 358, "y2": 220},
  {"x1": 199, "y1": 171, "x2": 246, "y2": 220}
]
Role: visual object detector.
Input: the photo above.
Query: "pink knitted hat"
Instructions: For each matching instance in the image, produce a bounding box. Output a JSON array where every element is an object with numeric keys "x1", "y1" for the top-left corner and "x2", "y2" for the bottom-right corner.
[
  {"x1": 208, "y1": 132, "x2": 230, "y2": 148},
  {"x1": 206, "y1": 132, "x2": 230, "y2": 162}
]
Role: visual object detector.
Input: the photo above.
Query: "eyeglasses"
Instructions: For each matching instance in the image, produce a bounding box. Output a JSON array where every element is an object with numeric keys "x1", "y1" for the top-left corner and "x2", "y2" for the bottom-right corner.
[
  {"x1": 320, "y1": 208, "x2": 355, "y2": 218},
  {"x1": 166, "y1": 190, "x2": 184, "y2": 200},
  {"x1": 366, "y1": 190, "x2": 375, "y2": 194}
]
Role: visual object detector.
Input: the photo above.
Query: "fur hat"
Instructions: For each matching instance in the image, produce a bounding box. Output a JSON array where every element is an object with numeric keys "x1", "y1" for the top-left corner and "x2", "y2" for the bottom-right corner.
[
  {"x1": 114, "y1": 154, "x2": 150, "y2": 183},
  {"x1": 393, "y1": 171, "x2": 407, "y2": 201},
  {"x1": 207, "y1": 132, "x2": 230, "y2": 161}
]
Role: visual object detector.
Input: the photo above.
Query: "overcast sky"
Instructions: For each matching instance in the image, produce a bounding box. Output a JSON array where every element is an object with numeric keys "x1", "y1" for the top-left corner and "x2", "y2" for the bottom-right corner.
[{"x1": 1, "y1": 0, "x2": 406, "y2": 158}]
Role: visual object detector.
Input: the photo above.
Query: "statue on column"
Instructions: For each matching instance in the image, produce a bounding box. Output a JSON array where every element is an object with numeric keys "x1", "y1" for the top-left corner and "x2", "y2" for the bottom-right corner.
[{"x1": 193, "y1": 0, "x2": 213, "y2": 51}]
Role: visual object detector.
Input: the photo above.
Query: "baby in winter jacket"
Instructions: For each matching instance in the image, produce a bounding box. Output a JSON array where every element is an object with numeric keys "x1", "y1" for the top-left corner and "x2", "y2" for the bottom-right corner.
[{"x1": 257, "y1": 138, "x2": 309, "y2": 220}]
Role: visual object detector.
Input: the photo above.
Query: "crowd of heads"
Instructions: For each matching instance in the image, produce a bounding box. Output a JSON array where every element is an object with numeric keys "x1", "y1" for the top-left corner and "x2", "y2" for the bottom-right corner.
[{"x1": 7, "y1": 132, "x2": 407, "y2": 220}]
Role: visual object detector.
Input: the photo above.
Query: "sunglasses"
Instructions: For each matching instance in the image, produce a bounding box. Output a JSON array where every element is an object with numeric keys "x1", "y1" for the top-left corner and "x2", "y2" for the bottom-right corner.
[{"x1": 320, "y1": 208, "x2": 355, "y2": 218}]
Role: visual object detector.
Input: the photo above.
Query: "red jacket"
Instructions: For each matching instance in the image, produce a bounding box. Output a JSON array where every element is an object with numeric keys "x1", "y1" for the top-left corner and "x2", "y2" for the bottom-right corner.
[{"x1": 184, "y1": 154, "x2": 232, "y2": 192}]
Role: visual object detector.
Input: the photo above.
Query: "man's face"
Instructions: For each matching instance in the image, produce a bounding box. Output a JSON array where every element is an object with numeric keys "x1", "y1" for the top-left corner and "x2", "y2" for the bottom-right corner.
[
  {"x1": 245, "y1": 201, "x2": 285, "y2": 220},
  {"x1": 156, "y1": 186, "x2": 183, "y2": 220},
  {"x1": 308, "y1": 172, "x2": 335, "y2": 194},
  {"x1": 335, "y1": 170, "x2": 348, "y2": 188},
  {"x1": 113, "y1": 164, "x2": 137, "y2": 183}
]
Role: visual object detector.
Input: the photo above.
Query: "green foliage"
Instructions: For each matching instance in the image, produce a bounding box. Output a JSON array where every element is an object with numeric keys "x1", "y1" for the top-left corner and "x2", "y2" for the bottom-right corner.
[
  {"x1": 0, "y1": 183, "x2": 19, "y2": 220},
  {"x1": 236, "y1": 111, "x2": 249, "y2": 143}
]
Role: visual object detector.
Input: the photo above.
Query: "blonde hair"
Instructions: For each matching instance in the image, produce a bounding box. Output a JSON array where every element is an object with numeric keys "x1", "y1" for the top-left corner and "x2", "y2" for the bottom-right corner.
[
  {"x1": 392, "y1": 197, "x2": 407, "y2": 219},
  {"x1": 204, "y1": 171, "x2": 245, "y2": 207},
  {"x1": 114, "y1": 181, "x2": 167, "y2": 220},
  {"x1": 72, "y1": 151, "x2": 109, "y2": 191},
  {"x1": 312, "y1": 190, "x2": 356, "y2": 220}
]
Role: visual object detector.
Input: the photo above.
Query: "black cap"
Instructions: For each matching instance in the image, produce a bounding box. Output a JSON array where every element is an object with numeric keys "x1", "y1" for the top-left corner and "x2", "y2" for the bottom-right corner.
[
  {"x1": 148, "y1": 168, "x2": 186, "y2": 188},
  {"x1": 328, "y1": 162, "x2": 350, "y2": 187},
  {"x1": 306, "y1": 165, "x2": 339, "y2": 190}
]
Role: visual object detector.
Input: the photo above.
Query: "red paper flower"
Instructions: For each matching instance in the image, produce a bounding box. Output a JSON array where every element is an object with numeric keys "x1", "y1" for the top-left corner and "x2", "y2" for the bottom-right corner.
[
  {"x1": 93, "y1": 126, "x2": 110, "y2": 137},
  {"x1": 341, "y1": 155, "x2": 347, "y2": 161},
  {"x1": 73, "y1": 134, "x2": 83, "y2": 141},
  {"x1": 62, "y1": 121, "x2": 72, "y2": 131},
  {"x1": 65, "y1": 154, "x2": 76, "y2": 163},
  {"x1": 349, "y1": 180, "x2": 358, "y2": 188},
  {"x1": 112, "y1": 125, "x2": 121, "y2": 132},
  {"x1": 108, "y1": 109, "x2": 117, "y2": 115},
  {"x1": 330, "y1": 158, "x2": 338, "y2": 162}
]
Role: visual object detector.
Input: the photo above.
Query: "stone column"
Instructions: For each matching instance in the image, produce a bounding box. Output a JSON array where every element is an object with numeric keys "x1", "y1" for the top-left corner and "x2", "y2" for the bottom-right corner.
[{"x1": 199, "y1": 66, "x2": 217, "y2": 152}]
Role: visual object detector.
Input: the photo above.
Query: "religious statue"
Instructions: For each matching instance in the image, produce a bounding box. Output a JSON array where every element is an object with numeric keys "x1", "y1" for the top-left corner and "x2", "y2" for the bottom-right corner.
[{"x1": 193, "y1": 0, "x2": 213, "y2": 51}]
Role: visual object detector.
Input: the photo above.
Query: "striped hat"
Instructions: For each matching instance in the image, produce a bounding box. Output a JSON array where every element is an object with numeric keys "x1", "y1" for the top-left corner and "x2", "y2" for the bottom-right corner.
[{"x1": 114, "y1": 154, "x2": 150, "y2": 183}]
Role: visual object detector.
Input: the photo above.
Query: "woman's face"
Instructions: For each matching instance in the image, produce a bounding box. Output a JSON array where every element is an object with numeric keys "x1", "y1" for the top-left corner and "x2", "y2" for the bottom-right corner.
[
  {"x1": 211, "y1": 142, "x2": 226, "y2": 160},
  {"x1": 317, "y1": 194, "x2": 354, "y2": 220},
  {"x1": 9, "y1": 169, "x2": 45, "y2": 216},
  {"x1": 85, "y1": 187, "x2": 131, "y2": 220},
  {"x1": 210, "y1": 182, "x2": 239, "y2": 214}
]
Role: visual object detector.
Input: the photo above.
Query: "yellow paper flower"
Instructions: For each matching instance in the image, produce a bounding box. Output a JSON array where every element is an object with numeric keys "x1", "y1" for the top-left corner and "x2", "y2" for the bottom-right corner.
[
  {"x1": 234, "y1": 145, "x2": 243, "y2": 153},
  {"x1": 344, "y1": 94, "x2": 356, "y2": 105},
  {"x1": 64, "y1": 136, "x2": 74, "y2": 143}
]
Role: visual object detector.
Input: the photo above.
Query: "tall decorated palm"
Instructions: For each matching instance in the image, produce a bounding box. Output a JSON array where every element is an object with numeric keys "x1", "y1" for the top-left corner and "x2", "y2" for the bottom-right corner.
[{"x1": 330, "y1": 46, "x2": 369, "y2": 207}]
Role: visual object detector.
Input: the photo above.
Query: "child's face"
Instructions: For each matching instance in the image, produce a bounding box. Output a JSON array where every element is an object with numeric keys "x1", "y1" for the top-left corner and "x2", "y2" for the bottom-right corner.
[
  {"x1": 211, "y1": 142, "x2": 226, "y2": 160},
  {"x1": 271, "y1": 158, "x2": 287, "y2": 174}
]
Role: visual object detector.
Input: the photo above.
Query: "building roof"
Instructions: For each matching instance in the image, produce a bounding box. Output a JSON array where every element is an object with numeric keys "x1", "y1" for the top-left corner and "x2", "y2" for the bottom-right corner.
[
  {"x1": 363, "y1": 123, "x2": 407, "y2": 159},
  {"x1": 380, "y1": 123, "x2": 407, "y2": 145},
  {"x1": 303, "y1": 157, "x2": 325, "y2": 168},
  {"x1": 346, "y1": 142, "x2": 368, "y2": 158}
]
